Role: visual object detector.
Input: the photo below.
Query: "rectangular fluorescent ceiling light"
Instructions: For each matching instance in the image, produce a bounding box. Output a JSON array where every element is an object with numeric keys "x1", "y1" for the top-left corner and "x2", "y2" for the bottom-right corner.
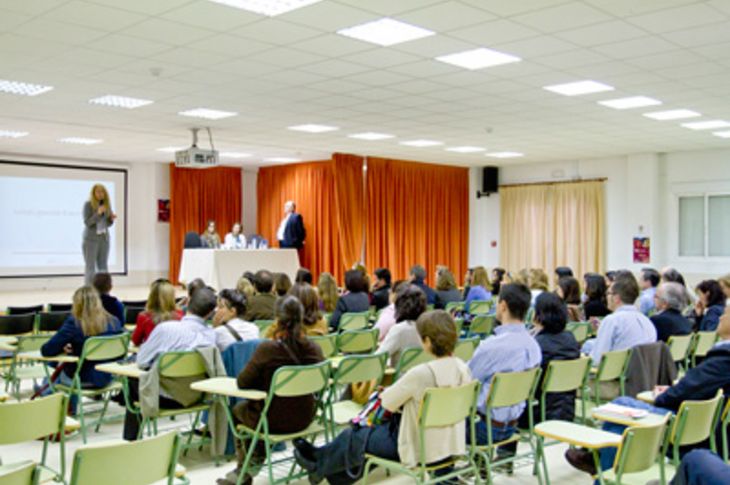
[
  {"x1": 0, "y1": 79, "x2": 54, "y2": 96},
  {"x1": 543, "y1": 80, "x2": 614, "y2": 96},
  {"x1": 598, "y1": 96, "x2": 662, "y2": 110},
  {"x1": 337, "y1": 18, "x2": 434, "y2": 47},
  {"x1": 207, "y1": 0, "x2": 323, "y2": 16},
  {"x1": 89, "y1": 95, "x2": 153, "y2": 109},
  {"x1": 348, "y1": 132, "x2": 395, "y2": 141},
  {"x1": 713, "y1": 131, "x2": 730, "y2": 138},
  {"x1": 446, "y1": 146, "x2": 485, "y2": 153},
  {"x1": 643, "y1": 109, "x2": 700, "y2": 121},
  {"x1": 288, "y1": 124, "x2": 339, "y2": 133},
  {"x1": 220, "y1": 152, "x2": 252, "y2": 158},
  {"x1": 399, "y1": 139, "x2": 443, "y2": 147},
  {"x1": 179, "y1": 108, "x2": 237, "y2": 120},
  {"x1": 58, "y1": 137, "x2": 102, "y2": 145},
  {"x1": 0, "y1": 130, "x2": 29, "y2": 138},
  {"x1": 436, "y1": 48, "x2": 520, "y2": 70},
  {"x1": 486, "y1": 151, "x2": 523, "y2": 158},
  {"x1": 681, "y1": 120, "x2": 730, "y2": 130},
  {"x1": 157, "y1": 146, "x2": 185, "y2": 153},
  {"x1": 265, "y1": 157, "x2": 301, "y2": 163}
]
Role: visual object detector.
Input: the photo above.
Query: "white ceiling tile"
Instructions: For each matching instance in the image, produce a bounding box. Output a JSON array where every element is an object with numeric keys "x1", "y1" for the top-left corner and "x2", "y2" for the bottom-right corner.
[
  {"x1": 511, "y1": 2, "x2": 613, "y2": 33},
  {"x1": 459, "y1": 0, "x2": 568, "y2": 17},
  {"x1": 583, "y1": 0, "x2": 700, "y2": 17},
  {"x1": 556, "y1": 20, "x2": 646, "y2": 47},
  {"x1": 495, "y1": 35, "x2": 577, "y2": 58},
  {"x1": 192, "y1": 34, "x2": 274, "y2": 55},
  {"x1": 392, "y1": 35, "x2": 475, "y2": 57},
  {"x1": 396, "y1": 1, "x2": 495, "y2": 32},
  {"x1": 147, "y1": 47, "x2": 231, "y2": 68},
  {"x1": 160, "y1": 1, "x2": 260, "y2": 31},
  {"x1": 86, "y1": 0, "x2": 192, "y2": 15},
  {"x1": 536, "y1": 49, "x2": 611, "y2": 69},
  {"x1": 232, "y1": 18, "x2": 323, "y2": 45},
  {"x1": 43, "y1": 1, "x2": 147, "y2": 31},
  {"x1": 625, "y1": 49, "x2": 706, "y2": 70},
  {"x1": 1, "y1": 0, "x2": 68, "y2": 16},
  {"x1": 345, "y1": 49, "x2": 421, "y2": 68},
  {"x1": 593, "y1": 36, "x2": 678, "y2": 59},
  {"x1": 662, "y1": 22, "x2": 730, "y2": 47},
  {"x1": 386, "y1": 60, "x2": 458, "y2": 78},
  {"x1": 334, "y1": 0, "x2": 443, "y2": 16},
  {"x1": 121, "y1": 18, "x2": 216, "y2": 46},
  {"x1": 345, "y1": 70, "x2": 411, "y2": 87},
  {"x1": 248, "y1": 47, "x2": 325, "y2": 68},
  {"x1": 279, "y1": 2, "x2": 376, "y2": 31},
  {"x1": 209, "y1": 58, "x2": 280, "y2": 76},
  {"x1": 12, "y1": 18, "x2": 108, "y2": 45},
  {"x1": 292, "y1": 34, "x2": 375, "y2": 57},
  {"x1": 449, "y1": 19, "x2": 539, "y2": 45},
  {"x1": 87, "y1": 34, "x2": 173, "y2": 57},
  {"x1": 0, "y1": 8, "x2": 32, "y2": 30},
  {"x1": 626, "y1": 3, "x2": 724, "y2": 34},
  {"x1": 299, "y1": 59, "x2": 370, "y2": 77}
]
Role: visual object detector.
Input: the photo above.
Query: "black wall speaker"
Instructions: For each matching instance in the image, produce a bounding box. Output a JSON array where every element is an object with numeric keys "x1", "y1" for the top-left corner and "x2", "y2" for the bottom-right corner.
[{"x1": 478, "y1": 166, "x2": 499, "y2": 198}]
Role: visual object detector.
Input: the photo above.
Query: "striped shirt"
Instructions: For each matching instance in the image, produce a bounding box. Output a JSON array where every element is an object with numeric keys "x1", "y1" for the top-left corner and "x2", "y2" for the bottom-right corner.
[{"x1": 137, "y1": 314, "x2": 216, "y2": 369}]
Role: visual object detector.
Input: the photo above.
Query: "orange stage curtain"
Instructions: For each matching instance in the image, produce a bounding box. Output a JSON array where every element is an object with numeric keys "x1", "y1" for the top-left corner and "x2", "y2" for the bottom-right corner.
[
  {"x1": 366, "y1": 157, "x2": 469, "y2": 286},
  {"x1": 169, "y1": 164, "x2": 242, "y2": 284},
  {"x1": 256, "y1": 161, "x2": 346, "y2": 283},
  {"x1": 332, "y1": 153, "x2": 366, "y2": 269}
]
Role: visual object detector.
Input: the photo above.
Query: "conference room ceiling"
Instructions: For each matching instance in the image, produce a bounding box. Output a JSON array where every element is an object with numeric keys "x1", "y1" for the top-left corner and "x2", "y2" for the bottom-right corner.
[{"x1": 2, "y1": 0, "x2": 730, "y2": 167}]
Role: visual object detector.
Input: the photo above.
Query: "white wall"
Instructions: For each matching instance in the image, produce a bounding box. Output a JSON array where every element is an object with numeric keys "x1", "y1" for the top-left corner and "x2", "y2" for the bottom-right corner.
[{"x1": 469, "y1": 147, "x2": 730, "y2": 285}]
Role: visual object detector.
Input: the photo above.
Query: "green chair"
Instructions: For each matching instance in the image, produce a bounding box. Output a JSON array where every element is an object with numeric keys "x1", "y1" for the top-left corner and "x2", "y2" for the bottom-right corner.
[
  {"x1": 51, "y1": 333, "x2": 130, "y2": 443},
  {"x1": 454, "y1": 337, "x2": 480, "y2": 362},
  {"x1": 666, "y1": 334, "x2": 693, "y2": 373},
  {"x1": 426, "y1": 304, "x2": 435, "y2": 312},
  {"x1": 393, "y1": 347, "x2": 433, "y2": 381},
  {"x1": 337, "y1": 328, "x2": 379, "y2": 354},
  {"x1": 3, "y1": 334, "x2": 51, "y2": 399},
  {"x1": 468, "y1": 314, "x2": 495, "y2": 338},
  {"x1": 665, "y1": 389, "x2": 724, "y2": 466},
  {"x1": 690, "y1": 331, "x2": 717, "y2": 367},
  {"x1": 582, "y1": 349, "x2": 632, "y2": 417},
  {"x1": 539, "y1": 357, "x2": 592, "y2": 423},
  {"x1": 308, "y1": 333, "x2": 338, "y2": 358},
  {"x1": 328, "y1": 352, "x2": 388, "y2": 433},
  {"x1": 0, "y1": 461, "x2": 36, "y2": 485},
  {"x1": 362, "y1": 380, "x2": 481, "y2": 484},
  {"x1": 69, "y1": 431, "x2": 188, "y2": 485},
  {"x1": 254, "y1": 320, "x2": 275, "y2": 337},
  {"x1": 475, "y1": 367, "x2": 542, "y2": 484},
  {"x1": 468, "y1": 300, "x2": 491, "y2": 316},
  {"x1": 719, "y1": 399, "x2": 730, "y2": 462},
  {"x1": 453, "y1": 317, "x2": 464, "y2": 336},
  {"x1": 223, "y1": 361, "x2": 332, "y2": 485},
  {"x1": 339, "y1": 312, "x2": 370, "y2": 331},
  {"x1": 445, "y1": 301, "x2": 465, "y2": 314},
  {"x1": 0, "y1": 393, "x2": 70, "y2": 481},
  {"x1": 566, "y1": 322, "x2": 591, "y2": 344}
]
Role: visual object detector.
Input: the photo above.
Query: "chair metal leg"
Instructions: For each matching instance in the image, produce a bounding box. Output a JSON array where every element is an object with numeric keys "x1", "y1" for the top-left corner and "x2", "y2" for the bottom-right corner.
[
  {"x1": 95, "y1": 392, "x2": 112, "y2": 432},
  {"x1": 77, "y1": 391, "x2": 88, "y2": 444}
]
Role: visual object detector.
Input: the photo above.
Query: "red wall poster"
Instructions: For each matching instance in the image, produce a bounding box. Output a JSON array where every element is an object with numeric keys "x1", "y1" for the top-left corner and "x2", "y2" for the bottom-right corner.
[{"x1": 633, "y1": 237, "x2": 650, "y2": 263}]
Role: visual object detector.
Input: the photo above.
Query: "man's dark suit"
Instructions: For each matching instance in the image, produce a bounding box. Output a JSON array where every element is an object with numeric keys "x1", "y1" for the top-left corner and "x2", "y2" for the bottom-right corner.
[
  {"x1": 650, "y1": 308, "x2": 692, "y2": 343},
  {"x1": 279, "y1": 212, "x2": 306, "y2": 249}
]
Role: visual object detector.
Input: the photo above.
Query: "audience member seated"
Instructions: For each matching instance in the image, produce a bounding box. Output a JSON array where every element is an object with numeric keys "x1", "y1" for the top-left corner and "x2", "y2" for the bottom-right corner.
[
  {"x1": 92, "y1": 272, "x2": 125, "y2": 326},
  {"x1": 639, "y1": 267, "x2": 660, "y2": 315},
  {"x1": 329, "y1": 269, "x2": 370, "y2": 331},
  {"x1": 178, "y1": 277, "x2": 207, "y2": 312},
  {"x1": 434, "y1": 268, "x2": 462, "y2": 310},
  {"x1": 491, "y1": 267, "x2": 506, "y2": 296},
  {"x1": 243, "y1": 270, "x2": 276, "y2": 321},
  {"x1": 223, "y1": 222, "x2": 246, "y2": 249},
  {"x1": 462, "y1": 267, "x2": 474, "y2": 300},
  {"x1": 583, "y1": 273, "x2": 612, "y2": 319},
  {"x1": 468, "y1": 283, "x2": 542, "y2": 450},
  {"x1": 273, "y1": 272, "x2": 292, "y2": 297},
  {"x1": 293, "y1": 310, "x2": 471, "y2": 485},
  {"x1": 670, "y1": 449, "x2": 730, "y2": 485},
  {"x1": 720, "y1": 273, "x2": 730, "y2": 309},
  {"x1": 317, "y1": 271, "x2": 338, "y2": 314},
  {"x1": 554, "y1": 266, "x2": 573, "y2": 287},
  {"x1": 529, "y1": 268, "x2": 550, "y2": 306},
  {"x1": 236, "y1": 276, "x2": 255, "y2": 300},
  {"x1": 583, "y1": 272, "x2": 656, "y2": 363},
  {"x1": 464, "y1": 266, "x2": 493, "y2": 313},
  {"x1": 40, "y1": 286, "x2": 124, "y2": 404},
  {"x1": 651, "y1": 282, "x2": 693, "y2": 343},
  {"x1": 409, "y1": 264, "x2": 436, "y2": 305},
  {"x1": 295, "y1": 268, "x2": 313, "y2": 285},
  {"x1": 218, "y1": 296, "x2": 324, "y2": 485},
  {"x1": 126, "y1": 287, "x2": 218, "y2": 441},
  {"x1": 557, "y1": 276, "x2": 585, "y2": 322},
  {"x1": 212, "y1": 289, "x2": 258, "y2": 352},
  {"x1": 200, "y1": 220, "x2": 221, "y2": 248},
  {"x1": 566, "y1": 310, "x2": 730, "y2": 476},
  {"x1": 371, "y1": 267, "x2": 392, "y2": 311},
  {"x1": 693, "y1": 280, "x2": 726, "y2": 332},
  {"x1": 374, "y1": 280, "x2": 408, "y2": 342},
  {"x1": 265, "y1": 283, "x2": 328, "y2": 337},
  {"x1": 662, "y1": 267, "x2": 695, "y2": 308},
  {"x1": 132, "y1": 279, "x2": 183, "y2": 346},
  {"x1": 378, "y1": 285, "x2": 428, "y2": 366}
]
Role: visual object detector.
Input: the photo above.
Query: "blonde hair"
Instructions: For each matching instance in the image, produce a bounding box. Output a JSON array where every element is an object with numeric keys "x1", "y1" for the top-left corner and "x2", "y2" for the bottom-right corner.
[
  {"x1": 89, "y1": 184, "x2": 111, "y2": 212},
  {"x1": 472, "y1": 266, "x2": 492, "y2": 291},
  {"x1": 436, "y1": 269, "x2": 457, "y2": 291},
  {"x1": 72, "y1": 286, "x2": 110, "y2": 336},
  {"x1": 317, "y1": 272, "x2": 338, "y2": 313},
  {"x1": 236, "y1": 277, "x2": 255, "y2": 299},
  {"x1": 513, "y1": 268, "x2": 530, "y2": 286},
  {"x1": 146, "y1": 279, "x2": 177, "y2": 324},
  {"x1": 719, "y1": 274, "x2": 730, "y2": 289},
  {"x1": 529, "y1": 268, "x2": 549, "y2": 291}
]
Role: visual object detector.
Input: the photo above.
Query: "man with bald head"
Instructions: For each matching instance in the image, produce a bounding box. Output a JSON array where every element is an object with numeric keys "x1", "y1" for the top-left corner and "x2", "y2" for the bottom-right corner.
[{"x1": 277, "y1": 200, "x2": 306, "y2": 256}]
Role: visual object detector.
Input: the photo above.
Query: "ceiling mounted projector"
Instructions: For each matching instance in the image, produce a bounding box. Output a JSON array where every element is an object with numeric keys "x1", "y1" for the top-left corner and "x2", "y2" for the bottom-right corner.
[{"x1": 175, "y1": 127, "x2": 219, "y2": 168}]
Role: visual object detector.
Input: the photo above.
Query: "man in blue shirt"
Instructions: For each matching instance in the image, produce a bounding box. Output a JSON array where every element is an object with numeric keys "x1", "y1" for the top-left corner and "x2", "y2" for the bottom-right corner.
[
  {"x1": 468, "y1": 283, "x2": 542, "y2": 447},
  {"x1": 638, "y1": 267, "x2": 660, "y2": 315}
]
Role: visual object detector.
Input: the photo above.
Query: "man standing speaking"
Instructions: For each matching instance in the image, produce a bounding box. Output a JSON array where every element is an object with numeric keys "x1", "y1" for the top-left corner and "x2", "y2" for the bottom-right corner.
[{"x1": 277, "y1": 200, "x2": 306, "y2": 262}]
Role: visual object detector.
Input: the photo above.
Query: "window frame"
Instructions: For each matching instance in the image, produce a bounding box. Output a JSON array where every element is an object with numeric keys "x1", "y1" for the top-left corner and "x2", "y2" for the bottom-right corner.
[{"x1": 675, "y1": 191, "x2": 730, "y2": 260}]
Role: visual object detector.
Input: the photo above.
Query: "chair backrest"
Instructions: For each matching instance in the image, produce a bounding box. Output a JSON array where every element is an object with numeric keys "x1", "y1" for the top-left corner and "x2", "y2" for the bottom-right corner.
[
  {"x1": 671, "y1": 389, "x2": 724, "y2": 446},
  {"x1": 48, "y1": 303, "x2": 73, "y2": 312},
  {"x1": 38, "y1": 311, "x2": 70, "y2": 332},
  {"x1": 271, "y1": 361, "x2": 332, "y2": 398},
  {"x1": 308, "y1": 334, "x2": 338, "y2": 358},
  {"x1": 542, "y1": 357, "x2": 592, "y2": 394},
  {"x1": 339, "y1": 312, "x2": 370, "y2": 331},
  {"x1": 158, "y1": 351, "x2": 207, "y2": 378},
  {"x1": 184, "y1": 231, "x2": 203, "y2": 248},
  {"x1": 693, "y1": 331, "x2": 718, "y2": 358},
  {"x1": 487, "y1": 367, "x2": 541, "y2": 408},
  {"x1": 469, "y1": 314, "x2": 495, "y2": 336},
  {"x1": 453, "y1": 317, "x2": 464, "y2": 336},
  {"x1": 14, "y1": 334, "x2": 52, "y2": 353},
  {"x1": 121, "y1": 300, "x2": 147, "y2": 308},
  {"x1": 69, "y1": 431, "x2": 180, "y2": 485},
  {"x1": 0, "y1": 313, "x2": 35, "y2": 335},
  {"x1": 613, "y1": 414, "x2": 671, "y2": 477},
  {"x1": 332, "y1": 352, "x2": 387, "y2": 386},
  {"x1": 0, "y1": 393, "x2": 65, "y2": 445},
  {"x1": 444, "y1": 301, "x2": 464, "y2": 314},
  {"x1": 7, "y1": 305, "x2": 43, "y2": 315},
  {"x1": 596, "y1": 348, "x2": 631, "y2": 382},
  {"x1": 394, "y1": 347, "x2": 432, "y2": 380},
  {"x1": 454, "y1": 337, "x2": 480, "y2": 362},
  {"x1": 420, "y1": 380, "x2": 480, "y2": 429},
  {"x1": 468, "y1": 300, "x2": 491, "y2": 315},
  {"x1": 80, "y1": 334, "x2": 129, "y2": 363},
  {"x1": 667, "y1": 334, "x2": 693, "y2": 363},
  {"x1": 337, "y1": 328, "x2": 379, "y2": 354},
  {"x1": 124, "y1": 307, "x2": 145, "y2": 325},
  {"x1": 566, "y1": 322, "x2": 591, "y2": 344},
  {"x1": 0, "y1": 460, "x2": 36, "y2": 485}
]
